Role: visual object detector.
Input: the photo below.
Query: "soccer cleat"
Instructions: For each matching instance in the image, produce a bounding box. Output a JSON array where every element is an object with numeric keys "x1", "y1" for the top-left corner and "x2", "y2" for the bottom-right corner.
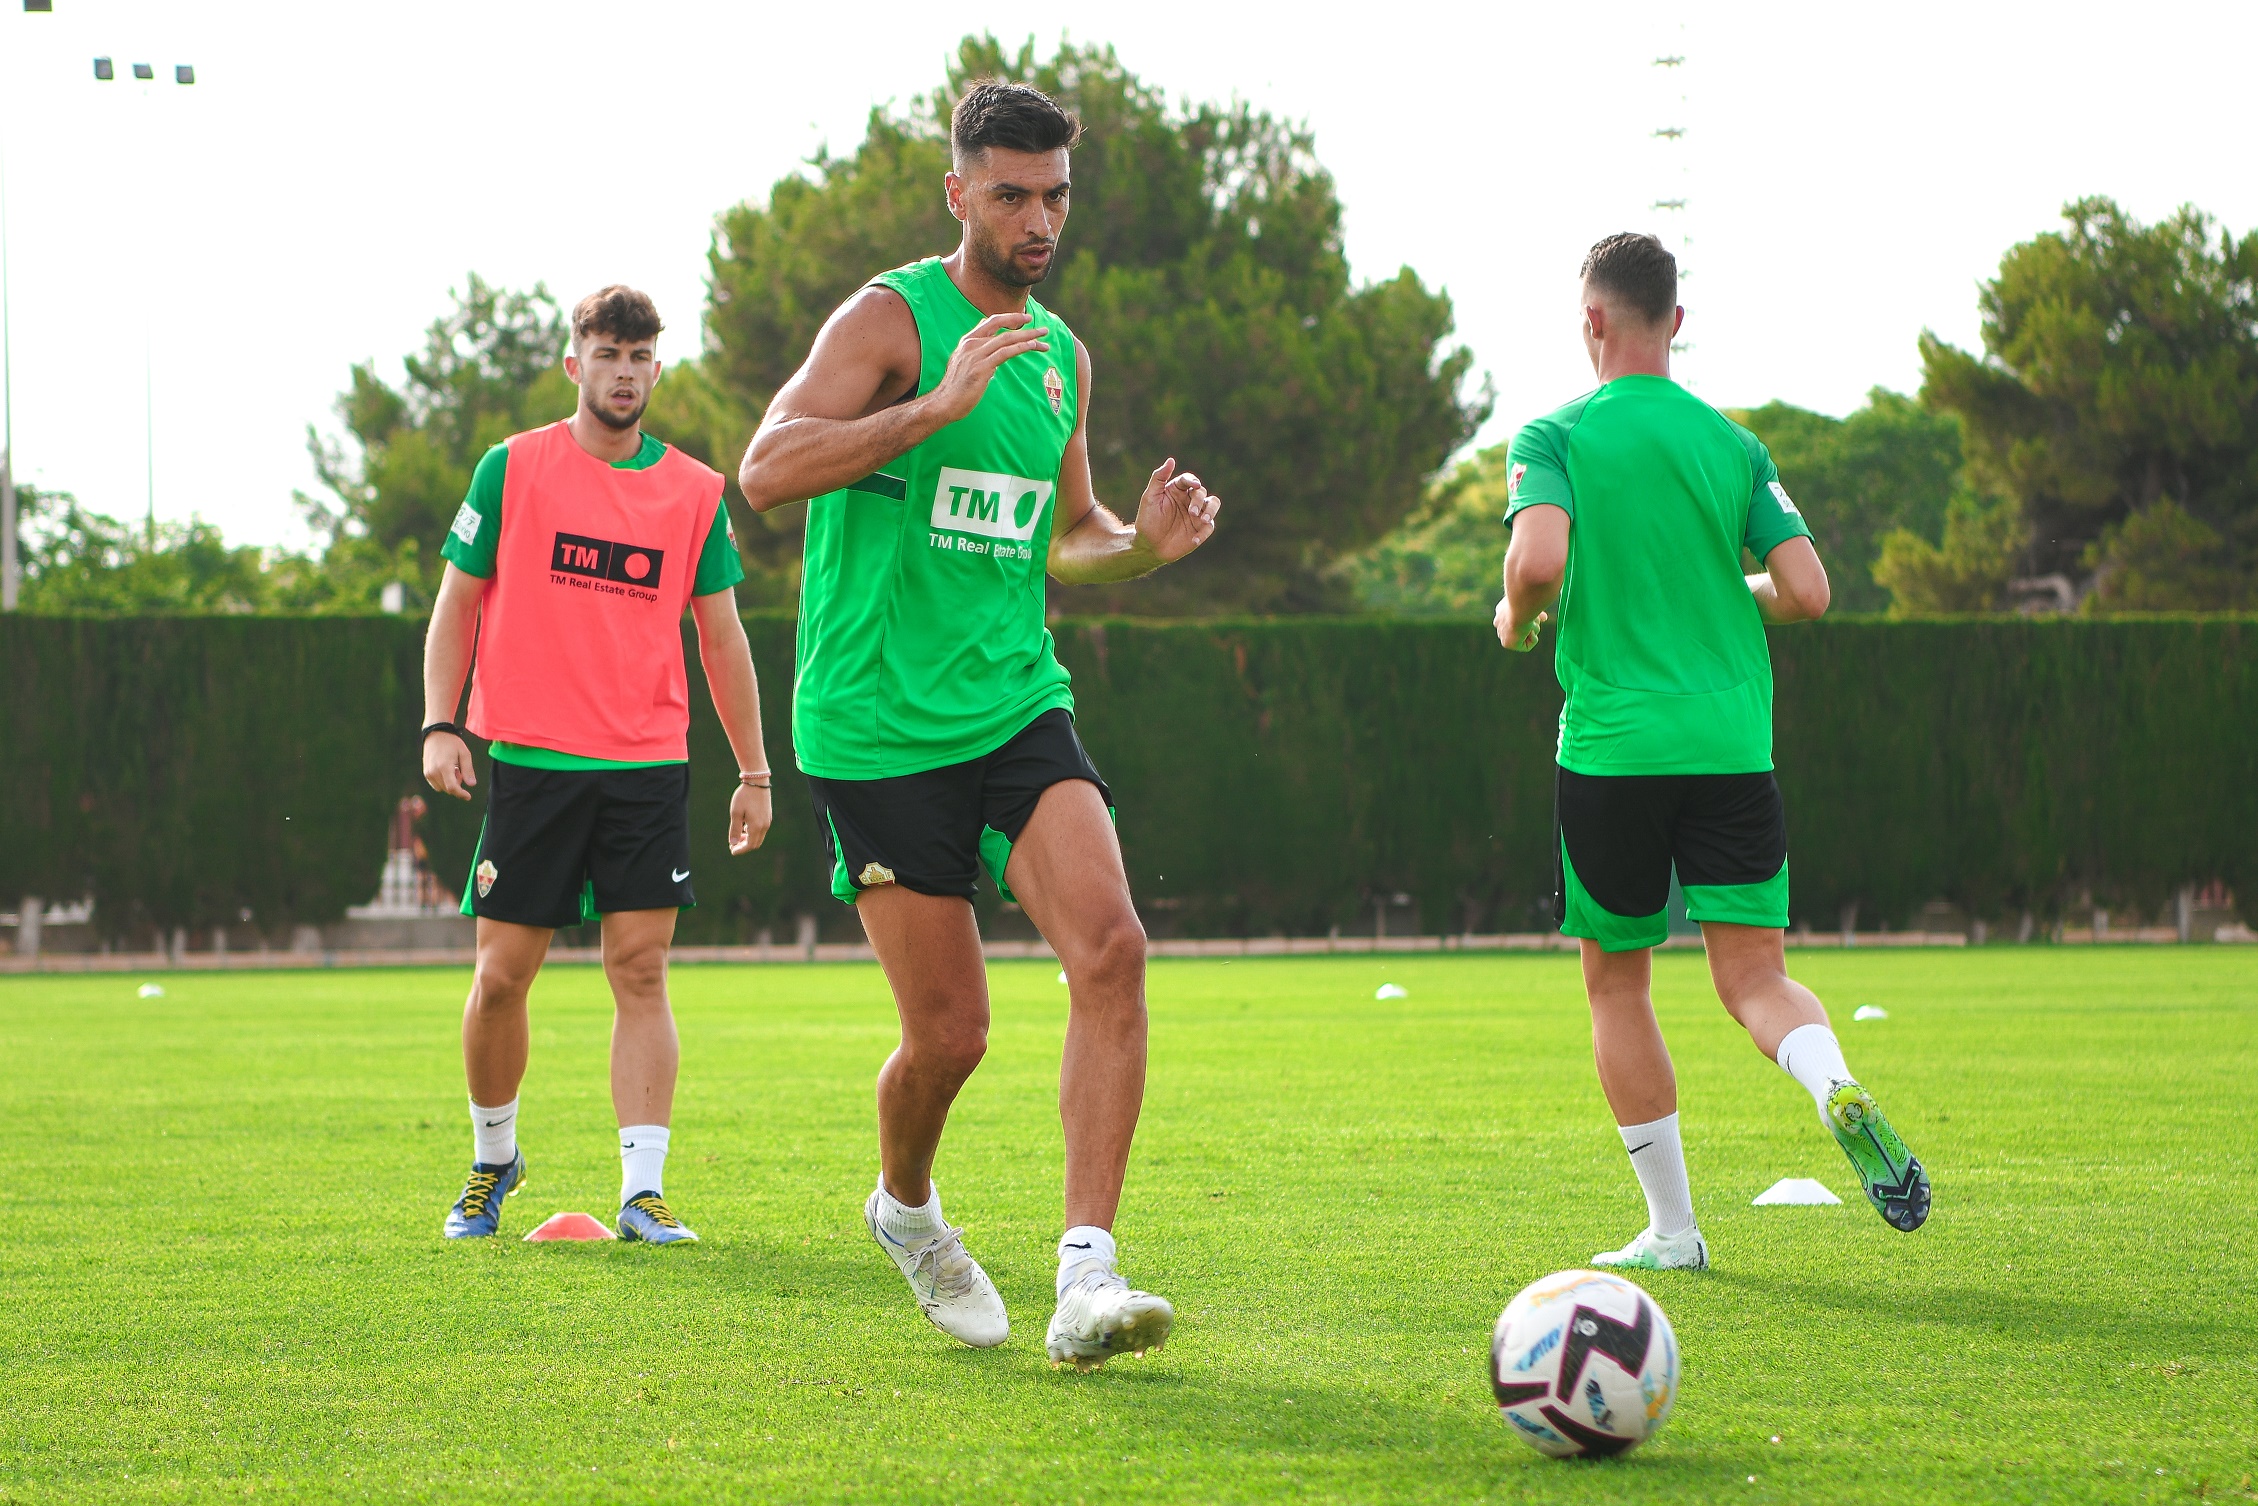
[
  {"x1": 1045, "y1": 1268, "x2": 1174, "y2": 1372},
  {"x1": 1823, "y1": 1079, "x2": 1931, "y2": 1232},
  {"x1": 863, "y1": 1187, "x2": 1010, "y2": 1348},
  {"x1": 442, "y1": 1150, "x2": 529, "y2": 1238},
  {"x1": 1592, "y1": 1225, "x2": 1710, "y2": 1271},
  {"x1": 617, "y1": 1191, "x2": 699, "y2": 1245}
]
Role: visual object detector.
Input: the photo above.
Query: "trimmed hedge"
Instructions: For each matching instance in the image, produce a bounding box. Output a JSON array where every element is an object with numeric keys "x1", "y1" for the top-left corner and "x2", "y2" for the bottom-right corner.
[{"x1": 2, "y1": 615, "x2": 2249, "y2": 940}]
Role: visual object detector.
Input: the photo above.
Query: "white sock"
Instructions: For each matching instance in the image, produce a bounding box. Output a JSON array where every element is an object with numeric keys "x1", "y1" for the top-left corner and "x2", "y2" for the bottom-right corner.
[
  {"x1": 619, "y1": 1124, "x2": 670, "y2": 1203},
  {"x1": 1618, "y1": 1113, "x2": 1697, "y2": 1239},
  {"x1": 470, "y1": 1097, "x2": 517, "y2": 1167},
  {"x1": 1057, "y1": 1224, "x2": 1117, "y2": 1294},
  {"x1": 1776, "y1": 1023, "x2": 1854, "y2": 1118},
  {"x1": 874, "y1": 1178, "x2": 943, "y2": 1241}
]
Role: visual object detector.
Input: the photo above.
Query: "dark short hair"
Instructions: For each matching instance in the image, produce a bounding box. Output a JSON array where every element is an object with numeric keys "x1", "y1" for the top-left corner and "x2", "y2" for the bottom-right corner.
[
  {"x1": 951, "y1": 79, "x2": 1081, "y2": 163},
  {"x1": 571, "y1": 285, "x2": 663, "y2": 346},
  {"x1": 1580, "y1": 233, "x2": 1678, "y2": 325}
]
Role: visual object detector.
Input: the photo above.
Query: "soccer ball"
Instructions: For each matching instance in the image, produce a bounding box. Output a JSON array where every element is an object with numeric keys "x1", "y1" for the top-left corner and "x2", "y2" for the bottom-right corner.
[{"x1": 1490, "y1": 1269, "x2": 1678, "y2": 1458}]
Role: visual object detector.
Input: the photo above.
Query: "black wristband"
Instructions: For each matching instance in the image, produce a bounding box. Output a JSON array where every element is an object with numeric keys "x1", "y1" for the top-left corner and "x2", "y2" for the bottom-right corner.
[{"x1": 420, "y1": 721, "x2": 462, "y2": 742}]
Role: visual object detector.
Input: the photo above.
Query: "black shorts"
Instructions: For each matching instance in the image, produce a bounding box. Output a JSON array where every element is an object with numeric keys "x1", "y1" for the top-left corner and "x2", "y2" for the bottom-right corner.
[
  {"x1": 1553, "y1": 767, "x2": 1790, "y2": 952},
  {"x1": 807, "y1": 708, "x2": 1111, "y2": 904},
  {"x1": 461, "y1": 760, "x2": 695, "y2": 930}
]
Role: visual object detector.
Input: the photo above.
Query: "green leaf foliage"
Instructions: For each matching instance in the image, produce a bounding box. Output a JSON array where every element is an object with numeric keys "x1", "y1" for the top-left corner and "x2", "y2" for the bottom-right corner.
[
  {"x1": 6, "y1": 617, "x2": 2250, "y2": 941},
  {"x1": 1345, "y1": 389, "x2": 1971, "y2": 618},
  {"x1": 303, "y1": 274, "x2": 577, "y2": 599},
  {"x1": 1336, "y1": 446, "x2": 1509, "y2": 618},
  {"x1": 1919, "y1": 197, "x2": 2258, "y2": 599},
  {"x1": 12, "y1": 486, "x2": 279, "y2": 615},
  {"x1": 1870, "y1": 490, "x2": 2026, "y2": 616},
  {"x1": 2083, "y1": 496, "x2": 2246, "y2": 612},
  {"x1": 1728, "y1": 390, "x2": 1966, "y2": 613},
  {"x1": 701, "y1": 35, "x2": 1487, "y2": 613}
]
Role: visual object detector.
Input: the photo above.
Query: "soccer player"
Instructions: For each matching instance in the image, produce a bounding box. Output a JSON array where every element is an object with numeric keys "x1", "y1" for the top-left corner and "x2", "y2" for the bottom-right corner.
[
  {"x1": 1495, "y1": 233, "x2": 1929, "y2": 1269},
  {"x1": 736, "y1": 81, "x2": 1220, "y2": 1368},
  {"x1": 420, "y1": 285, "x2": 775, "y2": 1245}
]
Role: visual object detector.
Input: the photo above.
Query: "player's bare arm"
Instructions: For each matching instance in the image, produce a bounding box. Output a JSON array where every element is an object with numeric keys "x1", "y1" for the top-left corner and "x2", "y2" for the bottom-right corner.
[
  {"x1": 737, "y1": 287, "x2": 1053, "y2": 512},
  {"x1": 1496, "y1": 503, "x2": 1568, "y2": 651},
  {"x1": 1746, "y1": 536, "x2": 1831, "y2": 624},
  {"x1": 688, "y1": 587, "x2": 773, "y2": 854},
  {"x1": 421, "y1": 562, "x2": 484, "y2": 798},
  {"x1": 1047, "y1": 341, "x2": 1221, "y2": 583}
]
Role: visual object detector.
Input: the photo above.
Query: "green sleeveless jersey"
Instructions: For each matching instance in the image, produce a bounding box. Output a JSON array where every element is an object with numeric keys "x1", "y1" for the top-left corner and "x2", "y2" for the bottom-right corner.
[{"x1": 793, "y1": 258, "x2": 1081, "y2": 778}]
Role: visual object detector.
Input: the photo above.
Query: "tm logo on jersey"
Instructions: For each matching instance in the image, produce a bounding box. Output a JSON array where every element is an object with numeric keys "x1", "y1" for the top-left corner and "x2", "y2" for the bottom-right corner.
[
  {"x1": 550, "y1": 531, "x2": 665, "y2": 599},
  {"x1": 929, "y1": 466, "x2": 1051, "y2": 559}
]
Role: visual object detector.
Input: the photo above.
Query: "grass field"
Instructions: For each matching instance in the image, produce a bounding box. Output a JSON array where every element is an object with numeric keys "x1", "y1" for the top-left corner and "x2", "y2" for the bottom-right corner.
[{"x1": 2, "y1": 948, "x2": 2253, "y2": 1503}]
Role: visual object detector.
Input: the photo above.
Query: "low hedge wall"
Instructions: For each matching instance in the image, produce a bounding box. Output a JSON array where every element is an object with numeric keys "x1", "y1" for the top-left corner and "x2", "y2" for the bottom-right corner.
[{"x1": 2, "y1": 615, "x2": 2248, "y2": 940}]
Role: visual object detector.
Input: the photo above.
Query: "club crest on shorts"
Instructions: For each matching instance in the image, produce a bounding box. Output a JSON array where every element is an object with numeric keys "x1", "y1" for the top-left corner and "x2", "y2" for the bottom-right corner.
[
  {"x1": 1045, "y1": 366, "x2": 1064, "y2": 415},
  {"x1": 475, "y1": 859, "x2": 498, "y2": 898},
  {"x1": 858, "y1": 862, "x2": 897, "y2": 888}
]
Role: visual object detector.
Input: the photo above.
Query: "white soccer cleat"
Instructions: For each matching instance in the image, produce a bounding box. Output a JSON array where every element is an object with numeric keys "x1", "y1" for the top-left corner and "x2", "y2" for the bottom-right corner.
[
  {"x1": 863, "y1": 1187, "x2": 1010, "y2": 1348},
  {"x1": 1045, "y1": 1267, "x2": 1174, "y2": 1372},
  {"x1": 1592, "y1": 1225, "x2": 1710, "y2": 1271}
]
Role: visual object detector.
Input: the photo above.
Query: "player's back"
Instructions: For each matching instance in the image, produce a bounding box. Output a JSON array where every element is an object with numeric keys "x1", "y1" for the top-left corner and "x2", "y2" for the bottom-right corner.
[{"x1": 1508, "y1": 374, "x2": 1803, "y2": 775}]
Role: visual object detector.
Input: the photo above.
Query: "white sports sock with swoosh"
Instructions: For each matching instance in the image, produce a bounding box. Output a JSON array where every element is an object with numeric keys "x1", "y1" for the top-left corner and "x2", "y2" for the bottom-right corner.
[
  {"x1": 1057, "y1": 1224, "x2": 1118, "y2": 1294},
  {"x1": 1617, "y1": 1112, "x2": 1696, "y2": 1239},
  {"x1": 1776, "y1": 1023, "x2": 1854, "y2": 1118},
  {"x1": 620, "y1": 1124, "x2": 670, "y2": 1203},
  {"x1": 470, "y1": 1096, "x2": 517, "y2": 1167}
]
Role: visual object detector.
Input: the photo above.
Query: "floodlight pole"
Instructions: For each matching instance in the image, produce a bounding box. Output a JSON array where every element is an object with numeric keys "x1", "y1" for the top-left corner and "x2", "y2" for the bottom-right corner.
[
  {"x1": 2, "y1": 143, "x2": 17, "y2": 612},
  {"x1": 1, "y1": 49, "x2": 18, "y2": 610}
]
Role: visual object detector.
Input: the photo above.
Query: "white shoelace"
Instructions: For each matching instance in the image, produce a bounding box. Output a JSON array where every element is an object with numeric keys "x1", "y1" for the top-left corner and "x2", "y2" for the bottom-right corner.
[{"x1": 904, "y1": 1223, "x2": 983, "y2": 1300}]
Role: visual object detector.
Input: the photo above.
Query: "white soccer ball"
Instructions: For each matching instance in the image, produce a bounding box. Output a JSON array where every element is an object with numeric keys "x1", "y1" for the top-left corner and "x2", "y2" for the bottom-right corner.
[{"x1": 1490, "y1": 1268, "x2": 1678, "y2": 1458}]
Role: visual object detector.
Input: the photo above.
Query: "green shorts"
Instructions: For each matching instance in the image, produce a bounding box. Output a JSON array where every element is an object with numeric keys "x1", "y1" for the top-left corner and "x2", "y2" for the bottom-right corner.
[{"x1": 1554, "y1": 767, "x2": 1790, "y2": 952}]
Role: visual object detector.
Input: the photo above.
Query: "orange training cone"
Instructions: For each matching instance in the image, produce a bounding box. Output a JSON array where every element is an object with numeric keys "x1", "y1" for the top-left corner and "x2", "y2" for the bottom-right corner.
[{"x1": 524, "y1": 1211, "x2": 615, "y2": 1242}]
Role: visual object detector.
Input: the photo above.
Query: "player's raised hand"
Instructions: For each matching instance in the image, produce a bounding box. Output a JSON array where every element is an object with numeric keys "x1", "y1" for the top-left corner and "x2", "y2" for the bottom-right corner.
[
  {"x1": 423, "y1": 731, "x2": 477, "y2": 801},
  {"x1": 925, "y1": 311, "x2": 1051, "y2": 426},
  {"x1": 727, "y1": 783, "x2": 772, "y2": 856},
  {"x1": 1496, "y1": 598, "x2": 1549, "y2": 652},
  {"x1": 1133, "y1": 458, "x2": 1221, "y2": 564}
]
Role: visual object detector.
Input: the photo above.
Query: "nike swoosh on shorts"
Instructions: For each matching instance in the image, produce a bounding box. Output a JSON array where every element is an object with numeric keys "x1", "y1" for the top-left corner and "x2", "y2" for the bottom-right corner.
[{"x1": 671, "y1": 868, "x2": 690, "y2": 882}]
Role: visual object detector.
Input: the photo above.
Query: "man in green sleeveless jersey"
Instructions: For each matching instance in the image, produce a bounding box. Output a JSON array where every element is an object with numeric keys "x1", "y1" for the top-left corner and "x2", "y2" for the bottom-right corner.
[
  {"x1": 1496, "y1": 234, "x2": 1930, "y2": 1270},
  {"x1": 738, "y1": 81, "x2": 1219, "y2": 1369}
]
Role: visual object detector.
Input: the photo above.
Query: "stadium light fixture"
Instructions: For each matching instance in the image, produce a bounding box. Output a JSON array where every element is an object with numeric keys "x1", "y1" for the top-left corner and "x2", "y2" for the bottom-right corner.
[
  {"x1": 93, "y1": 56, "x2": 113, "y2": 80},
  {"x1": 176, "y1": 65, "x2": 194, "y2": 85},
  {"x1": 24, "y1": 0, "x2": 54, "y2": 11},
  {"x1": 131, "y1": 62, "x2": 153, "y2": 80}
]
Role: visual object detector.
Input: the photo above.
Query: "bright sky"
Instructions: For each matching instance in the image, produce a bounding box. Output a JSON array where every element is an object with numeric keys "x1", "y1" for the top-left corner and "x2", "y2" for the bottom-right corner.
[{"x1": 1, "y1": 0, "x2": 2252, "y2": 549}]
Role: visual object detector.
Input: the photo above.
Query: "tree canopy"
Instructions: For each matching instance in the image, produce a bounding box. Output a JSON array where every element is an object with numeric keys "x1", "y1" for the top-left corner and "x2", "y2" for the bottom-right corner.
[
  {"x1": 1919, "y1": 197, "x2": 2257, "y2": 611},
  {"x1": 1346, "y1": 389, "x2": 1970, "y2": 617},
  {"x1": 298, "y1": 275, "x2": 578, "y2": 613},
  {"x1": 1727, "y1": 392, "x2": 1964, "y2": 614},
  {"x1": 702, "y1": 36, "x2": 1488, "y2": 613}
]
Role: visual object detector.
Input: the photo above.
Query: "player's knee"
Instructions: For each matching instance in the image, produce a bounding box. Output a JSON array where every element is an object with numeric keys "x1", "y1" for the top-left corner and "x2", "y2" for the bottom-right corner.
[
  {"x1": 470, "y1": 956, "x2": 538, "y2": 1009},
  {"x1": 603, "y1": 944, "x2": 668, "y2": 1003},
  {"x1": 914, "y1": 1019, "x2": 988, "y2": 1079},
  {"x1": 1070, "y1": 913, "x2": 1148, "y2": 997}
]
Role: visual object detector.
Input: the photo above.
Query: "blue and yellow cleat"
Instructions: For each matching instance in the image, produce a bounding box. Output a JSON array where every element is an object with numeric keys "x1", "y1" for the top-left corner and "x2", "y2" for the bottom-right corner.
[
  {"x1": 443, "y1": 1150, "x2": 529, "y2": 1239},
  {"x1": 1824, "y1": 1081, "x2": 1931, "y2": 1232},
  {"x1": 618, "y1": 1191, "x2": 699, "y2": 1245}
]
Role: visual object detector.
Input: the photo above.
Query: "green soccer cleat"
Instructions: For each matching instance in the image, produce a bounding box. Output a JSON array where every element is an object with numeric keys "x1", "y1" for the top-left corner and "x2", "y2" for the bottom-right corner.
[{"x1": 1823, "y1": 1080, "x2": 1930, "y2": 1231}]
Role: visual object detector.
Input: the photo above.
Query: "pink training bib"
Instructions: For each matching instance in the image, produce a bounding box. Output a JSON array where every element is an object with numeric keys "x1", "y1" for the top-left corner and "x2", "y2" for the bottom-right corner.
[{"x1": 465, "y1": 420, "x2": 725, "y2": 761}]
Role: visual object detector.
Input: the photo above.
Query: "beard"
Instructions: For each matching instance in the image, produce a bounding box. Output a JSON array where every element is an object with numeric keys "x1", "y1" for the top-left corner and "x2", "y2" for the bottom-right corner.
[
  {"x1": 970, "y1": 222, "x2": 1053, "y2": 289},
  {"x1": 586, "y1": 392, "x2": 648, "y2": 431}
]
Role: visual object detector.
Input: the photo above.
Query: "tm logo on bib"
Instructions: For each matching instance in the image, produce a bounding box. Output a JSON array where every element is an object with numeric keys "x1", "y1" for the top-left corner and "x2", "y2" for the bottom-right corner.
[{"x1": 930, "y1": 466, "x2": 1051, "y2": 556}]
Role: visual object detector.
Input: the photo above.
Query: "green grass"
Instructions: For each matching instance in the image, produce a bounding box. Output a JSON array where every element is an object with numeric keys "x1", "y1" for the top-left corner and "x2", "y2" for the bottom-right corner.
[{"x1": 2, "y1": 949, "x2": 2253, "y2": 1504}]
